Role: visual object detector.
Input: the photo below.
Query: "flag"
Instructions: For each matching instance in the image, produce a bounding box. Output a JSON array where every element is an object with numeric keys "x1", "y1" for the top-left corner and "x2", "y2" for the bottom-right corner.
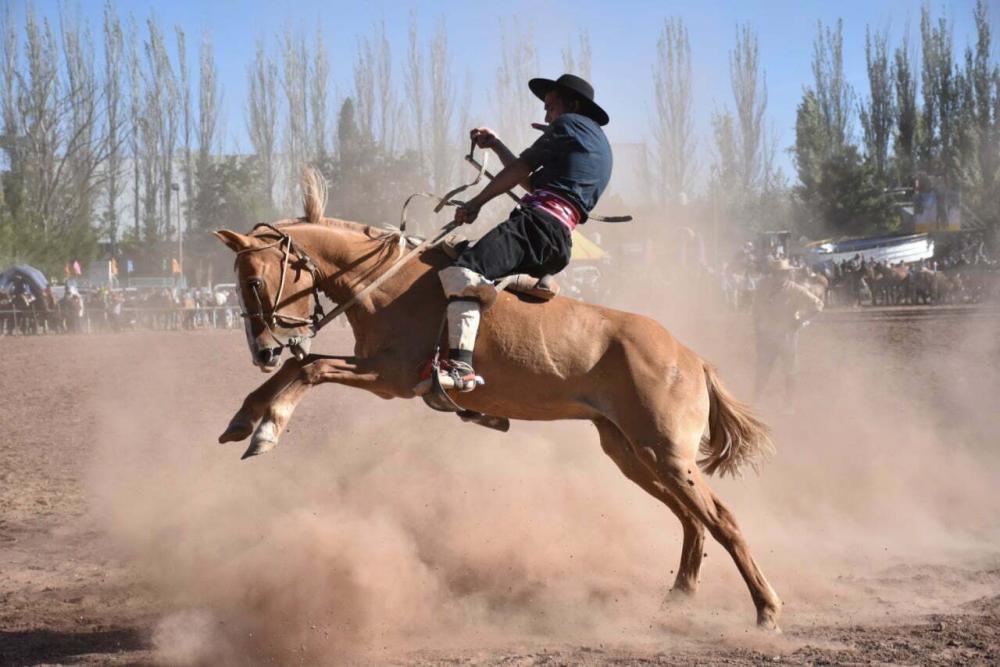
[
  {"x1": 171, "y1": 258, "x2": 181, "y2": 274},
  {"x1": 72, "y1": 260, "x2": 82, "y2": 275},
  {"x1": 126, "y1": 259, "x2": 134, "y2": 274},
  {"x1": 110, "y1": 258, "x2": 119, "y2": 276},
  {"x1": 64, "y1": 263, "x2": 71, "y2": 278}
]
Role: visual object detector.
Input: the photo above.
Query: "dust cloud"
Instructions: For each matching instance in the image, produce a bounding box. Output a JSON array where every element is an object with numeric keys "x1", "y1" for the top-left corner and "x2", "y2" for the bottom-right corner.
[{"x1": 85, "y1": 241, "x2": 999, "y2": 664}]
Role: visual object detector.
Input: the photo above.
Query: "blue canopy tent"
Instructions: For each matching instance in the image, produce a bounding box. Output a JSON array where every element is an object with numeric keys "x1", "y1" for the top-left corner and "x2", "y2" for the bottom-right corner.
[{"x1": 0, "y1": 264, "x2": 49, "y2": 299}]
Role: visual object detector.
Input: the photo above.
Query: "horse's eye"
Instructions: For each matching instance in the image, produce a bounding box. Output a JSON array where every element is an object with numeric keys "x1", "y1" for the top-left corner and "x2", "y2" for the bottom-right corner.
[{"x1": 247, "y1": 278, "x2": 263, "y2": 290}]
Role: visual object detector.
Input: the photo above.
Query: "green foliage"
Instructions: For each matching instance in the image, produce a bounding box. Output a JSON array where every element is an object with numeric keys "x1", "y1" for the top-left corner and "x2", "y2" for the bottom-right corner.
[
  {"x1": 860, "y1": 27, "x2": 894, "y2": 180},
  {"x1": 919, "y1": 6, "x2": 961, "y2": 182},
  {"x1": 892, "y1": 36, "x2": 919, "y2": 186},
  {"x1": 794, "y1": 145, "x2": 897, "y2": 237},
  {"x1": 0, "y1": 161, "x2": 98, "y2": 276},
  {"x1": 793, "y1": 89, "x2": 825, "y2": 196},
  {"x1": 954, "y1": 0, "x2": 1000, "y2": 231},
  {"x1": 190, "y1": 155, "x2": 273, "y2": 245},
  {"x1": 0, "y1": 183, "x2": 11, "y2": 266},
  {"x1": 795, "y1": 87, "x2": 897, "y2": 236}
]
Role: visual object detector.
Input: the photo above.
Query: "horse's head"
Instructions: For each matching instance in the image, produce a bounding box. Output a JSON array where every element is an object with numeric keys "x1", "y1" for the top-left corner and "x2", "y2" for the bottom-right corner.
[{"x1": 214, "y1": 225, "x2": 323, "y2": 372}]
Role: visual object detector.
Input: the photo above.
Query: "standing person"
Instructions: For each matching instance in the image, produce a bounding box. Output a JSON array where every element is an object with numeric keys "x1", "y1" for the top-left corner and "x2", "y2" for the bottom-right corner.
[
  {"x1": 421, "y1": 73, "x2": 613, "y2": 393},
  {"x1": 0, "y1": 290, "x2": 11, "y2": 335},
  {"x1": 11, "y1": 283, "x2": 33, "y2": 335},
  {"x1": 42, "y1": 286, "x2": 57, "y2": 333},
  {"x1": 61, "y1": 286, "x2": 84, "y2": 334},
  {"x1": 752, "y1": 259, "x2": 824, "y2": 407},
  {"x1": 109, "y1": 291, "x2": 125, "y2": 332}
]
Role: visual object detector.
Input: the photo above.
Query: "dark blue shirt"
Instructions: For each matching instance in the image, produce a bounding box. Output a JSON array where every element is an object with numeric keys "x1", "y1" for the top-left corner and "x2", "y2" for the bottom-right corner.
[{"x1": 519, "y1": 113, "x2": 613, "y2": 223}]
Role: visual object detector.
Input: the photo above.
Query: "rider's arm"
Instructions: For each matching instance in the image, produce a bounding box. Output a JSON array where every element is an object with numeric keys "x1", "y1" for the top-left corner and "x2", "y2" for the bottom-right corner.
[
  {"x1": 472, "y1": 128, "x2": 533, "y2": 192},
  {"x1": 493, "y1": 142, "x2": 533, "y2": 192},
  {"x1": 489, "y1": 140, "x2": 518, "y2": 168}
]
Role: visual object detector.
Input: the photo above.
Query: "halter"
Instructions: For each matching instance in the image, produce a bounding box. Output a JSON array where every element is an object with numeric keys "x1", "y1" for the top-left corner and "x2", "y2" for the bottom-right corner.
[{"x1": 236, "y1": 222, "x2": 326, "y2": 357}]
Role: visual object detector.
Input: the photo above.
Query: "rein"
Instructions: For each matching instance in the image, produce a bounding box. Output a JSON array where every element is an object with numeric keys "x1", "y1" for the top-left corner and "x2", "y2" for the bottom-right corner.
[{"x1": 310, "y1": 143, "x2": 489, "y2": 333}]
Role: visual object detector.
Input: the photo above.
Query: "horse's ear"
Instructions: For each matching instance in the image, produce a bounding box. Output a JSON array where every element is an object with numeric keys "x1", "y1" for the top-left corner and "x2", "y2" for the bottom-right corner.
[{"x1": 214, "y1": 230, "x2": 253, "y2": 253}]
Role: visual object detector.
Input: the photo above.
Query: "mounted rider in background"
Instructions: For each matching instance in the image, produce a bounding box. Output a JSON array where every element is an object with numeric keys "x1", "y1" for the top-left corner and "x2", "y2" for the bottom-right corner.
[{"x1": 426, "y1": 73, "x2": 613, "y2": 393}]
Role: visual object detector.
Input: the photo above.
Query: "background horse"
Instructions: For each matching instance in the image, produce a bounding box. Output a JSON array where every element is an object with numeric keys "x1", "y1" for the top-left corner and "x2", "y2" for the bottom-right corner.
[{"x1": 213, "y1": 171, "x2": 782, "y2": 629}]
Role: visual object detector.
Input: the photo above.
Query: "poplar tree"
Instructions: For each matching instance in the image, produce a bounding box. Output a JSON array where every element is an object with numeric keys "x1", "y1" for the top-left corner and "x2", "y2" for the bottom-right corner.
[
  {"x1": 651, "y1": 17, "x2": 695, "y2": 204},
  {"x1": 428, "y1": 21, "x2": 454, "y2": 193},
  {"x1": 892, "y1": 30, "x2": 918, "y2": 186},
  {"x1": 102, "y1": 1, "x2": 125, "y2": 247},
  {"x1": 860, "y1": 27, "x2": 894, "y2": 182},
  {"x1": 494, "y1": 20, "x2": 538, "y2": 152},
  {"x1": 247, "y1": 39, "x2": 278, "y2": 210}
]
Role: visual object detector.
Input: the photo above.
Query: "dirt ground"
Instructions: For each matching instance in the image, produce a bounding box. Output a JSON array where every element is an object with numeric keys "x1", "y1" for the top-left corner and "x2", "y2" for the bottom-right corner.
[{"x1": 1, "y1": 307, "x2": 999, "y2": 666}]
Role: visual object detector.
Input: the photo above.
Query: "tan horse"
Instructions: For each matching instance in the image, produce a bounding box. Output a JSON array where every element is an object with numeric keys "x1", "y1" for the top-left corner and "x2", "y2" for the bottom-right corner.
[{"x1": 213, "y1": 180, "x2": 781, "y2": 629}]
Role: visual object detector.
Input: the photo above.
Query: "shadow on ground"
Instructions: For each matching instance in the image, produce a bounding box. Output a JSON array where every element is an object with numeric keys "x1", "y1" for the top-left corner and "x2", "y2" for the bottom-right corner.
[{"x1": 0, "y1": 627, "x2": 147, "y2": 666}]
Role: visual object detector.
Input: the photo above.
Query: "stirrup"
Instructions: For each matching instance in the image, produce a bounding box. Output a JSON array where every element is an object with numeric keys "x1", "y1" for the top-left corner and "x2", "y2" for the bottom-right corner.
[{"x1": 414, "y1": 359, "x2": 483, "y2": 395}]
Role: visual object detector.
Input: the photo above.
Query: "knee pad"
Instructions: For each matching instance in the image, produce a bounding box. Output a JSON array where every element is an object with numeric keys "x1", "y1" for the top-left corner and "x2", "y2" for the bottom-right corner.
[{"x1": 438, "y1": 266, "x2": 498, "y2": 309}]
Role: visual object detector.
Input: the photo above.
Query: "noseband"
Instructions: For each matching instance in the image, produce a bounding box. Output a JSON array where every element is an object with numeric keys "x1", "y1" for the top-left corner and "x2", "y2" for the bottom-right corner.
[{"x1": 236, "y1": 223, "x2": 326, "y2": 358}]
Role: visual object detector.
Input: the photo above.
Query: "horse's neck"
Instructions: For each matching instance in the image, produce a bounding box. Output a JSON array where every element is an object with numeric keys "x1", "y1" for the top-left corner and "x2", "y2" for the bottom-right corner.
[{"x1": 296, "y1": 222, "x2": 437, "y2": 341}]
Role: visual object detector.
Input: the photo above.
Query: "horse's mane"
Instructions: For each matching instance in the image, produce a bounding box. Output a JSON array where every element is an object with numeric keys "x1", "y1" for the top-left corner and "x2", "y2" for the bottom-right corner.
[
  {"x1": 301, "y1": 167, "x2": 327, "y2": 224},
  {"x1": 244, "y1": 168, "x2": 416, "y2": 278},
  {"x1": 252, "y1": 166, "x2": 400, "y2": 245},
  {"x1": 301, "y1": 167, "x2": 405, "y2": 241}
]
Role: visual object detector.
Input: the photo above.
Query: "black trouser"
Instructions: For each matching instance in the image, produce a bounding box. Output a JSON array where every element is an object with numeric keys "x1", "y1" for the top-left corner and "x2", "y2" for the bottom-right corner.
[{"x1": 453, "y1": 206, "x2": 573, "y2": 280}]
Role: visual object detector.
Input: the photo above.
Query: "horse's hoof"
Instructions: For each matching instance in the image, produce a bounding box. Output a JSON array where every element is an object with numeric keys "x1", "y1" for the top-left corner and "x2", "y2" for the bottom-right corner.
[
  {"x1": 241, "y1": 439, "x2": 276, "y2": 459},
  {"x1": 241, "y1": 421, "x2": 279, "y2": 460},
  {"x1": 756, "y1": 607, "x2": 782, "y2": 632},
  {"x1": 660, "y1": 586, "x2": 697, "y2": 609},
  {"x1": 219, "y1": 414, "x2": 255, "y2": 443}
]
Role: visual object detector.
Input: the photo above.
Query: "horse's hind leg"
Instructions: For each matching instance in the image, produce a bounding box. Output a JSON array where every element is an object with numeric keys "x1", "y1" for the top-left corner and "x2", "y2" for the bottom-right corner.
[
  {"x1": 594, "y1": 418, "x2": 705, "y2": 598},
  {"x1": 641, "y1": 442, "x2": 781, "y2": 629}
]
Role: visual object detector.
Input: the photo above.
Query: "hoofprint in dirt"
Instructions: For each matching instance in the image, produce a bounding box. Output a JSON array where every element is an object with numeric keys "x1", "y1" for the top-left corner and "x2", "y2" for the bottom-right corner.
[{"x1": 0, "y1": 316, "x2": 997, "y2": 665}]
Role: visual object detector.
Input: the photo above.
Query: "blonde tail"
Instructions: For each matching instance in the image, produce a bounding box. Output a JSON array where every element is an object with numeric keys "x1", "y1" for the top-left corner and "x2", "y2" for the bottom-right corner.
[{"x1": 698, "y1": 364, "x2": 774, "y2": 478}]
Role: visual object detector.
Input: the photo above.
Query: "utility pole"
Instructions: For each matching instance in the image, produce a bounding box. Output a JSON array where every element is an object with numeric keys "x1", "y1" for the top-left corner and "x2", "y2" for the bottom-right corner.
[{"x1": 171, "y1": 182, "x2": 183, "y2": 287}]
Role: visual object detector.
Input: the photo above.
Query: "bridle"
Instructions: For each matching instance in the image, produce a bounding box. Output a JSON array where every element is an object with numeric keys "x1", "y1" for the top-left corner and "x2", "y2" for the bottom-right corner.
[{"x1": 236, "y1": 222, "x2": 326, "y2": 358}]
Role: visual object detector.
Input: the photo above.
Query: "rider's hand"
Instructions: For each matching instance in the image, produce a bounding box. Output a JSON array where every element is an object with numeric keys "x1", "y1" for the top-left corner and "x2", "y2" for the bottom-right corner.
[
  {"x1": 454, "y1": 203, "x2": 480, "y2": 225},
  {"x1": 470, "y1": 127, "x2": 498, "y2": 150}
]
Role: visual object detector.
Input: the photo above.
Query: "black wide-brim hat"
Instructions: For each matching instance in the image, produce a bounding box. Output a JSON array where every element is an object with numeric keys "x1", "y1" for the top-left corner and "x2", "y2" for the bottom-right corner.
[{"x1": 528, "y1": 73, "x2": 609, "y2": 126}]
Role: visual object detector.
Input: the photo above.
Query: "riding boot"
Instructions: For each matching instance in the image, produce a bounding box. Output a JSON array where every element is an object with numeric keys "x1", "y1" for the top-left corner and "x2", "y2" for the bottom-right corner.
[
  {"x1": 413, "y1": 298, "x2": 485, "y2": 395},
  {"x1": 440, "y1": 298, "x2": 483, "y2": 392},
  {"x1": 415, "y1": 266, "x2": 497, "y2": 395}
]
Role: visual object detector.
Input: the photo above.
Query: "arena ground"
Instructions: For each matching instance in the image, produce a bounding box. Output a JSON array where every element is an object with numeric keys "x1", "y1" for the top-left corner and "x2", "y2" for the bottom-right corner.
[{"x1": 1, "y1": 306, "x2": 998, "y2": 665}]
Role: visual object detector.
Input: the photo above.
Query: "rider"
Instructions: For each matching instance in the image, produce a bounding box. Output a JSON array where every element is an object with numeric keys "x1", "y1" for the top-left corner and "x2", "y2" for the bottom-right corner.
[{"x1": 424, "y1": 73, "x2": 613, "y2": 393}]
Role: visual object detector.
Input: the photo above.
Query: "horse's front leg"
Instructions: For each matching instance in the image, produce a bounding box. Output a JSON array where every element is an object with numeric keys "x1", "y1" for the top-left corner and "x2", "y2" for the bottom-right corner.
[
  {"x1": 219, "y1": 356, "x2": 306, "y2": 444},
  {"x1": 242, "y1": 355, "x2": 386, "y2": 460}
]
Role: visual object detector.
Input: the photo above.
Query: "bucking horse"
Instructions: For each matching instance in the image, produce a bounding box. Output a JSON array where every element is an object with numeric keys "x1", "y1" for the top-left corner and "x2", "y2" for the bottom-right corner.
[{"x1": 213, "y1": 170, "x2": 782, "y2": 629}]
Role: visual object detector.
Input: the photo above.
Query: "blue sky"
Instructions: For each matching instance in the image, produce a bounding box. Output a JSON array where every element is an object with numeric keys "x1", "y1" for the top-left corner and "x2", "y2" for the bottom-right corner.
[{"x1": 9, "y1": 0, "x2": 994, "y2": 181}]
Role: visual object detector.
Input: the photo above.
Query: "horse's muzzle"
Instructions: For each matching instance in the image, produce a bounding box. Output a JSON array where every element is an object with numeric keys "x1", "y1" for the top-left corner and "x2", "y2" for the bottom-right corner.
[{"x1": 255, "y1": 346, "x2": 282, "y2": 371}]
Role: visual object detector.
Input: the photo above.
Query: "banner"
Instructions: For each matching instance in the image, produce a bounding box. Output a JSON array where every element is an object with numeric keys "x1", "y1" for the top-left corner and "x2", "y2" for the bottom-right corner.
[
  {"x1": 72, "y1": 260, "x2": 82, "y2": 275},
  {"x1": 171, "y1": 258, "x2": 181, "y2": 275}
]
